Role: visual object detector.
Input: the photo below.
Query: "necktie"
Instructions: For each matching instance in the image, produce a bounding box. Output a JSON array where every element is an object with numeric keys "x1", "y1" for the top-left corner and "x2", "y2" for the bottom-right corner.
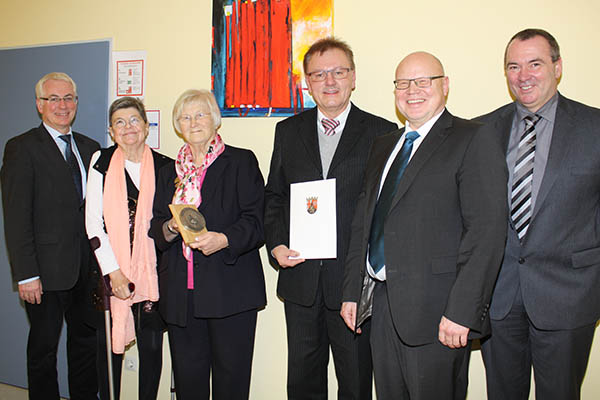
[
  {"x1": 511, "y1": 115, "x2": 540, "y2": 241},
  {"x1": 321, "y1": 118, "x2": 340, "y2": 136},
  {"x1": 368, "y1": 131, "x2": 420, "y2": 273},
  {"x1": 59, "y1": 134, "x2": 83, "y2": 200}
]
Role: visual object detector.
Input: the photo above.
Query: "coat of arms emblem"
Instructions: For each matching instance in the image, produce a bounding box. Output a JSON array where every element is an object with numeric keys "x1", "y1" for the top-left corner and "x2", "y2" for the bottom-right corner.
[{"x1": 306, "y1": 196, "x2": 318, "y2": 214}]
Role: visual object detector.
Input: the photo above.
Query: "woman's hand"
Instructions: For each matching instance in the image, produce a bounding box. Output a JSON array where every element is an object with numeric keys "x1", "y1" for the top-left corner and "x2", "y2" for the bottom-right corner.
[
  {"x1": 163, "y1": 218, "x2": 180, "y2": 241},
  {"x1": 109, "y1": 269, "x2": 133, "y2": 300},
  {"x1": 188, "y1": 231, "x2": 229, "y2": 256}
]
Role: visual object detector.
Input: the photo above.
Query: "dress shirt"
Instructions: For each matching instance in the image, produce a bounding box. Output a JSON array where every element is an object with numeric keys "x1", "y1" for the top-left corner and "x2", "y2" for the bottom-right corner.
[
  {"x1": 317, "y1": 102, "x2": 352, "y2": 178},
  {"x1": 366, "y1": 109, "x2": 445, "y2": 281},
  {"x1": 86, "y1": 151, "x2": 141, "y2": 275},
  {"x1": 506, "y1": 93, "x2": 558, "y2": 212}
]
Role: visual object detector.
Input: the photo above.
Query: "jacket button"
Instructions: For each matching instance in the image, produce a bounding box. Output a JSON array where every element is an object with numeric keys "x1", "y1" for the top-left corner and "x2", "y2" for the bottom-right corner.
[{"x1": 518, "y1": 257, "x2": 525, "y2": 264}]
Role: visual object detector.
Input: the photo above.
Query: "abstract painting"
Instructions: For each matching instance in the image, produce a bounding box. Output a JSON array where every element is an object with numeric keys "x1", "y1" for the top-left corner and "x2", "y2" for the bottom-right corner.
[{"x1": 212, "y1": 0, "x2": 334, "y2": 117}]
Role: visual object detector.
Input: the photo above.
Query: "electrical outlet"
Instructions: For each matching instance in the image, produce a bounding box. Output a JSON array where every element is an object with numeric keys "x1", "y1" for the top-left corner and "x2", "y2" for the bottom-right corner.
[{"x1": 124, "y1": 356, "x2": 138, "y2": 372}]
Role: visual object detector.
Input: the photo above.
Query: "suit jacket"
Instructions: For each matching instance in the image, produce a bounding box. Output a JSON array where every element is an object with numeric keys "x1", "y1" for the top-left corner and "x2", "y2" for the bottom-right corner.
[
  {"x1": 476, "y1": 93, "x2": 600, "y2": 330},
  {"x1": 1, "y1": 124, "x2": 100, "y2": 291},
  {"x1": 343, "y1": 110, "x2": 508, "y2": 346},
  {"x1": 264, "y1": 104, "x2": 397, "y2": 309},
  {"x1": 149, "y1": 145, "x2": 266, "y2": 327}
]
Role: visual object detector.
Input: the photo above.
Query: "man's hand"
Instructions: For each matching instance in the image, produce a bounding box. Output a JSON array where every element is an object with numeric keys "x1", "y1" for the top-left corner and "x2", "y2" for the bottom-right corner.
[
  {"x1": 109, "y1": 269, "x2": 133, "y2": 300},
  {"x1": 18, "y1": 279, "x2": 43, "y2": 304},
  {"x1": 438, "y1": 316, "x2": 470, "y2": 348},
  {"x1": 272, "y1": 245, "x2": 305, "y2": 268},
  {"x1": 340, "y1": 302, "x2": 362, "y2": 334},
  {"x1": 189, "y1": 232, "x2": 229, "y2": 256}
]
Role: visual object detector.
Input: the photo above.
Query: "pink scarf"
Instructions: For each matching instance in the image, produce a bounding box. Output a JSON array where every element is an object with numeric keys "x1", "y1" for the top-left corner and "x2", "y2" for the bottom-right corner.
[
  {"x1": 172, "y1": 134, "x2": 225, "y2": 289},
  {"x1": 103, "y1": 145, "x2": 159, "y2": 354}
]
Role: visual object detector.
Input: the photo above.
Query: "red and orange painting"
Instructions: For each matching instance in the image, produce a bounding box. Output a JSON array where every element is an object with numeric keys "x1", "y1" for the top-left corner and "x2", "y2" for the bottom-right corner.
[{"x1": 211, "y1": 0, "x2": 334, "y2": 117}]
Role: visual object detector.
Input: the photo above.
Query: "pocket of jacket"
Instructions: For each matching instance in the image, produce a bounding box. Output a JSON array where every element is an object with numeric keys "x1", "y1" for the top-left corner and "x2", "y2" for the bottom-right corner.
[{"x1": 571, "y1": 246, "x2": 600, "y2": 269}]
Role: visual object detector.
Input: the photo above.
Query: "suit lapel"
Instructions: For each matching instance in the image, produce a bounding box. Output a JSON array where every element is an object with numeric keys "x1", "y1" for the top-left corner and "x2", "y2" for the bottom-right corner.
[
  {"x1": 328, "y1": 104, "x2": 362, "y2": 176},
  {"x1": 297, "y1": 108, "x2": 323, "y2": 175},
  {"x1": 388, "y1": 110, "x2": 453, "y2": 213},
  {"x1": 531, "y1": 95, "x2": 574, "y2": 221},
  {"x1": 200, "y1": 147, "x2": 229, "y2": 205},
  {"x1": 73, "y1": 132, "x2": 94, "y2": 171},
  {"x1": 33, "y1": 125, "x2": 81, "y2": 203},
  {"x1": 363, "y1": 131, "x2": 402, "y2": 231},
  {"x1": 496, "y1": 104, "x2": 516, "y2": 156}
]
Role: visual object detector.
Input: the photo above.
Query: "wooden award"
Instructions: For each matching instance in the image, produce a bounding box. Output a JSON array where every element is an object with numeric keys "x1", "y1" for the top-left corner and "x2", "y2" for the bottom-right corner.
[{"x1": 168, "y1": 204, "x2": 207, "y2": 245}]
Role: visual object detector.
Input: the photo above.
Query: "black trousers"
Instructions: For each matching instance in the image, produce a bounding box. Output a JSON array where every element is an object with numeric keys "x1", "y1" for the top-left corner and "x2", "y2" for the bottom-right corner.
[
  {"x1": 370, "y1": 282, "x2": 471, "y2": 400},
  {"x1": 167, "y1": 291, "x2": 258, "y2": 400},
  {"x1": 284, "y1": 275, "x2": 372, "y2": 400},
  {"x1": 481, "y1": 288, "x2": 596, "y2": 400},
  {"x1": 96, "y1": 301, "x2": 164, "y2": 400},
  {"x1": 24, "y1": 262, "x2": 98, "y2": 400}
]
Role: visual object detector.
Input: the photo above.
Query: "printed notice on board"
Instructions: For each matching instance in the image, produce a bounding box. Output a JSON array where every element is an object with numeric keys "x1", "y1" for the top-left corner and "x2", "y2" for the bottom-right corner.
[{"x1": 110, "y1": 50, "x2": 147, "y2": 102}]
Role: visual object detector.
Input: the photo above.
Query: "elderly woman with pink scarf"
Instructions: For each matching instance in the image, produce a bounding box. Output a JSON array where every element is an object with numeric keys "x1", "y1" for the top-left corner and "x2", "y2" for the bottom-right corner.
[
  {"x1": 86, "y1": 97, "x2": 171, "y2": 399},
  {"x1": 149, "y1": 89, "x2": 266, "y2": 400}
]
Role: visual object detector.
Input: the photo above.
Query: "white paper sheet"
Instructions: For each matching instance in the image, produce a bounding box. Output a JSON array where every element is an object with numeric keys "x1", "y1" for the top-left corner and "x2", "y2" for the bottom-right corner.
[{"x1": 289, "y1": 179, "x2": 336, "y2": 259}]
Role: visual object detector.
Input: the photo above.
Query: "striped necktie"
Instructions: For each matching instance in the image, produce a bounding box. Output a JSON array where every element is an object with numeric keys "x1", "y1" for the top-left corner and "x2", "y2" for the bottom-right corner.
[
  {"x1": 511, "y1": 114, "x2": 540, "y2": 241},
  {"x1": 321, "y1": 118, "x2": 340, "y2": 136}
]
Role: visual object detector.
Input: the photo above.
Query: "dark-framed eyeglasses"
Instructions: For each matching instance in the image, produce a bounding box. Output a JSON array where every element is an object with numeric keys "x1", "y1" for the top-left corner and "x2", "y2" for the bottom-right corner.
[
  {"x1": 393, "y1": 76, "x2": 444, "y2": 90},
  {"x1": 306, "y1": 67, "x2": 352, "y2": 82},
  {"x1": 38, "y1": 95, "x2": 78, "y2": 104}
]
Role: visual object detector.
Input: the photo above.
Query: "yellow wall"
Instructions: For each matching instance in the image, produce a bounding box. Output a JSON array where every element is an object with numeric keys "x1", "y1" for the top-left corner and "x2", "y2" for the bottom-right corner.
[{"x1": 2, "y1": 0, "x2": 600, "y2": 398}]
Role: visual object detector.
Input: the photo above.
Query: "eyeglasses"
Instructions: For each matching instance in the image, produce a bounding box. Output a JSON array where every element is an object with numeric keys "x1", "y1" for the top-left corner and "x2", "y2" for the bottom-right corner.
[
  {"x1": 178, "y1": 112, "x2": 209, "y2": 125},
  {"x1": 112, "y1": 116, "x2": 143, "y2": 129},
  {"x1": 306, "y1": 67, "x2": 352, "y2": 82},
  {"x1": 393, "y1": 76, "x2": 444, "y2": 90},
  {"x1": 38, "y1": 95, "x2": 78, "y2": 104}
]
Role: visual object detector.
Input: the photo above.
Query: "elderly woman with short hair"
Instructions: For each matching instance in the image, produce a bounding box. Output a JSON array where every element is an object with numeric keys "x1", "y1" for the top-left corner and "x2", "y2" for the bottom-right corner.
[
  {"x1": 86, "y1": 96, "x2": 171, "y2": 399},
  {"x1": 150, "y1": 89, "x2": 266, "y2": 400}
]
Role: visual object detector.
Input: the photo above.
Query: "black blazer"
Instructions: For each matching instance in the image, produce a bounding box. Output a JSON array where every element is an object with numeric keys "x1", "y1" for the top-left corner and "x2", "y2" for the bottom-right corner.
[
  {"x1": 1, "y1": 124, "x2": 100, "y2": 290},
  {"x1": 264, "y1": 104, "x2": 397, "y2": 309},
  {"x1": 150, "y1": 145, "x2": 266, "y2": 327},
  {"x1": 476, "y1": 94, "x2": 600, "y2": 330},
  {"x1": 343, "y1": 110, "x2": 508, "y2": 345}
]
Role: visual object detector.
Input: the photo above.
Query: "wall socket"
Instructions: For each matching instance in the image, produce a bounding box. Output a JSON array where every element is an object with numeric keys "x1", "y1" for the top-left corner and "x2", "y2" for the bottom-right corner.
[{"x1": 124, "y1": 356, "x2": 138, "y2": 372}]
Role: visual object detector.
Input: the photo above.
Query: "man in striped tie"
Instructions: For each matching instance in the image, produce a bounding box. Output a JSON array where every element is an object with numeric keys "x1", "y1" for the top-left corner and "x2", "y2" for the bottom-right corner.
[
  {"x1": 477, "y1": 28, "x2": 600, "y2": 400},
  {"x1": 265, "y1": 37, "x2": 397, "y2": 399}
]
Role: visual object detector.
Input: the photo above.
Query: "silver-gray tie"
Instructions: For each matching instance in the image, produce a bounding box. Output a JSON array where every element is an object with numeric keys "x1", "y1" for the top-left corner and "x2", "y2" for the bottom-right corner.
[{"x1": 511, "y1": 114, "x2": 540, "y2": 241}]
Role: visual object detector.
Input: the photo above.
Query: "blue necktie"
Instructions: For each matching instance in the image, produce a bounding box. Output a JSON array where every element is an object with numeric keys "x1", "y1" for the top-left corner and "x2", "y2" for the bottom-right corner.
[
  {"x1": 59, "y1": 134, "x2": 82, "y2": 200},
  {"x1": 368, "y1": 131, "x2": 420, "y2": 273}
]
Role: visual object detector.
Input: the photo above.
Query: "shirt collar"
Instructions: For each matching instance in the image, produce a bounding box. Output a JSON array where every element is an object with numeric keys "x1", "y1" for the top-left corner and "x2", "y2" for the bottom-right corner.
[
  {"x1": 405, "y1": 108, "x2": 445, "y2": 138},
  {"x1": 317, "y1": 101, "x2": 352, "y2": 126},
  {"x1": 43, "y1": 122, "x2": 73, "y2": 141},
  {"x1": 515, "y1": 92, "x2": 558, "y2": 124}
]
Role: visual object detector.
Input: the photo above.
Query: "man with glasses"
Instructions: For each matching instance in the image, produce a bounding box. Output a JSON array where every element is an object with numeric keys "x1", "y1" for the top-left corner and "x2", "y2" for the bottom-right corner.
[
  {"x1": 477, "y1": 28, "x2": 600, "y2": 400},
  {"x1": 1, "y1": 72, "x2": 100, "y2": 399},
  {"x1": 265, "y1": 37, "x2": 397, "y2": 399},
  {"x1": 341, "y1": 52, "x2": 507, "y2": 399}
]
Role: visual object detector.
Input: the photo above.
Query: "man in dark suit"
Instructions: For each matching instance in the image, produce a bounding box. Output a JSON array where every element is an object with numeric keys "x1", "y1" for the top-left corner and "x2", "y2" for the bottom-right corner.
[
  {"x1": 341, "y1": 52, "x2": 507, "y2": 400},
  {"x1": 264, "y1": 37, "x2": 397, "y2": 399},
  {"x1": 1, "y1": 72, "x2": 100, "y2": 399},
  {"x1": 477, "y1": 28, "x2": 600, "y2": 400}
]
